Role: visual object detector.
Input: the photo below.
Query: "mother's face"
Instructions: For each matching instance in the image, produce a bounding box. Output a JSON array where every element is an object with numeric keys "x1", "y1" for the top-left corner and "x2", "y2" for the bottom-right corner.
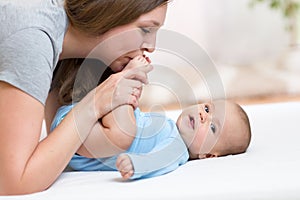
[{"x1": 89, "y1": 4, "x2": 168, "y2": 72}]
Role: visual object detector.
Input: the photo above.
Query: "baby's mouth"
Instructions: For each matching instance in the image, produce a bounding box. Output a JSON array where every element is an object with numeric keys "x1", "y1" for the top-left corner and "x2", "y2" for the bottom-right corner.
[{"x1": 189, "y1": 115, "x2": 195, "y2": 130}]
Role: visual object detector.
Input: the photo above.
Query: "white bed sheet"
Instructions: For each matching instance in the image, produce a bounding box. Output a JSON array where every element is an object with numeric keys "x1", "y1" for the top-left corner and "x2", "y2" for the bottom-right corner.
[{"x1": 3, "y1": 102, "x2": 300, "y2": 200}]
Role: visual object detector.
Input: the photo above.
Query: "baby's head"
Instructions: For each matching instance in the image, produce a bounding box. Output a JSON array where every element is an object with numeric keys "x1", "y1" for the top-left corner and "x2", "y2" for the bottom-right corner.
[{"x1": 176, "y1": 100, "x2": 251, "y2": 160}]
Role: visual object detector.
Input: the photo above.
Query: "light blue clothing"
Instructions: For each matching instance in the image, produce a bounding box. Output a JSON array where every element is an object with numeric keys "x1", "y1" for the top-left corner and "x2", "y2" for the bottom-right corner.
[
  {"x1": 0, "y1": 0, "x2": 68, "y2": 105},
  {"x1": 51, "y1": 105, "x2": 189, "y2": 180}
]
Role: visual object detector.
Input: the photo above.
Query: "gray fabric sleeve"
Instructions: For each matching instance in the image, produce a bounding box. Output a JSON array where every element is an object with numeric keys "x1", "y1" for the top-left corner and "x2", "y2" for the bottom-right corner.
[{"x1": 0, "y1": 28, "x2": 54, "y2": 105}]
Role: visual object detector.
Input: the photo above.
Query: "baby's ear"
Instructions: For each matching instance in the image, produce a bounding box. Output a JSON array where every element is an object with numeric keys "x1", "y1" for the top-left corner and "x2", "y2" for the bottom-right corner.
[{"x1": 198, "y1": 153, "x2": 218, "y2": 159}]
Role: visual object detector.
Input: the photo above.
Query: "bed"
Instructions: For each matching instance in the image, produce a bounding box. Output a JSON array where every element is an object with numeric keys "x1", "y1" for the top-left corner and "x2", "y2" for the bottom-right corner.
[{"x1": 4, "y1": 101, "x2": 300, "y2": 200}]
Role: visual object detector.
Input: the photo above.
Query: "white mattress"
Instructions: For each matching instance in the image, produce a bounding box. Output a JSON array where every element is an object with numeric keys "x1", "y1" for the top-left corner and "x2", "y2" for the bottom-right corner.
[{"x1": 5, "y1": 102, "x2": 300, "y2": 200}]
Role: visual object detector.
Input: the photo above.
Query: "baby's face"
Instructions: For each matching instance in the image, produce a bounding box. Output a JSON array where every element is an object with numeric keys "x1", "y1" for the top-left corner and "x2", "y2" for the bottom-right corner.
[{"x1": 176, "y1": 101, "x2": 226, "y2": 158}]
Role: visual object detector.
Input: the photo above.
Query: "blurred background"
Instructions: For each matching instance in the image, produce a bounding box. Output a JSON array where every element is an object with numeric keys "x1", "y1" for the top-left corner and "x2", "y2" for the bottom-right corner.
[{"x1": 140, "y1": 0, "x2": 300, "y2": 109}]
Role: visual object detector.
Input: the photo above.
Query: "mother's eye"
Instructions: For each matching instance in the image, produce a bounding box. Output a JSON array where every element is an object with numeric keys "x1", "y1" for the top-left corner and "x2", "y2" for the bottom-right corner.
[{"x1": 140, "y1": 27, "x2": 151, "y2": 34}]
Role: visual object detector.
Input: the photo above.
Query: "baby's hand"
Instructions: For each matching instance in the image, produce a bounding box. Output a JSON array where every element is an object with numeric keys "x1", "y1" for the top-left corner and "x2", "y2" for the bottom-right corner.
[{"x1": 116, "y1": 154, "x2": 134, "y2": 180}]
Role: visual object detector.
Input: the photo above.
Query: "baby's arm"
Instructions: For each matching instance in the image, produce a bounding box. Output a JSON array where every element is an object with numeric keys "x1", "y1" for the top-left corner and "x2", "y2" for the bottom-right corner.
[{"x1": 116, "y1": 130, "x2": 189, "y2": 180}]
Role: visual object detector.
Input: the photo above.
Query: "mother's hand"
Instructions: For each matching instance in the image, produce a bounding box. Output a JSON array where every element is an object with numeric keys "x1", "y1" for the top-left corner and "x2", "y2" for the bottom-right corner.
[
  {"x1": 92, "y1": 62, "x2": 153, "y2": 119},
  {"x1": 121, "y1": 55, "x2": 152, "y2": 101}
]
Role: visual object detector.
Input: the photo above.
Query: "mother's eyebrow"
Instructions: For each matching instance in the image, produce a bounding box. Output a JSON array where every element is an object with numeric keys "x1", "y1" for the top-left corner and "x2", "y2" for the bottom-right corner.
[{"x1": 142, "y1": 20, "x2": 163, "y2": 27}]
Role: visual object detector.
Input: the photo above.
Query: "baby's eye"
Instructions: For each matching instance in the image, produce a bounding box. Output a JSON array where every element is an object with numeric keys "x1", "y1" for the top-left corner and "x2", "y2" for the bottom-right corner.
[
  {"x1": 210, "y1": 123, "x2": 216, "y2": 134},
  {"x1": 204, "y1": 105, "x2": 210, "y2": 113}
]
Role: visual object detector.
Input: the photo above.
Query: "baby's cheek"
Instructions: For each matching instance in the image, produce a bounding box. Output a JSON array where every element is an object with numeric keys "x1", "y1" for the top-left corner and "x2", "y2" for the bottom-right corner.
[
  {"x1": 191, "y1": 128, "x2": 207, "y2": 153},
  {"x1": 199, "y1": 132, "x2": 219, "y2": 154}
]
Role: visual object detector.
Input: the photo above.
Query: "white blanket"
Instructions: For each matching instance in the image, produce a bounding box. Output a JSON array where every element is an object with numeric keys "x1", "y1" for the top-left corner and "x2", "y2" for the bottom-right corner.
[{"x1": 4, "y1": 102, "x2": 300, "y2": 200}]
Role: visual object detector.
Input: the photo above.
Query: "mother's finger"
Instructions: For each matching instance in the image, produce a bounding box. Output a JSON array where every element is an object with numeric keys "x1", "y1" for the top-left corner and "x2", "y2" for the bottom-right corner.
[
  {"x1": 123, "y1": 64, "x2": 153, "y2": 84},
  {"x1": 121, "y1": 79, "x2": 143, "y2": 90}
]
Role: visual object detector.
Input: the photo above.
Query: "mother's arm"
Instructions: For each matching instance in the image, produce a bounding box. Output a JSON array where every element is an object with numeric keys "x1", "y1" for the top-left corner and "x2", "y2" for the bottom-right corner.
[
  {"x1": 0, "y1": 82, "x2": 93, "y2": 195},
  {"x1": 45, "y1": 88, "x2": 61, "y2": 133}
]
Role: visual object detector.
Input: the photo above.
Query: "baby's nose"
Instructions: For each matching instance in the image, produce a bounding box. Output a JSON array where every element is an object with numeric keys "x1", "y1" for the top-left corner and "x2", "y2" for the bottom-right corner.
[
  {"x1": 199, "y1": 107, "x2": 212, "y2": 123},
  {"x1": 200, "y1": 110, "x2": 208, "y2": 122}
]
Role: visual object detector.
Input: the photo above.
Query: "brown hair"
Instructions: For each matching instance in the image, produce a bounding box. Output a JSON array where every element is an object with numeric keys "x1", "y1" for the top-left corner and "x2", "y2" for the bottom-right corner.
[
  {"x1": 222, "y1": 102, "x2": 252, "y2": 156},
  {"x1": 53, "y1": 0, "x2": 170, "y2": 104},
  {"x1": 52, "y1": 59, "x2": 113, "y2": 105},
  {"x1": 236, "y1": 103, "x2": 251, "y2": 152},
  {"x1": 65, "y1": 0, "x2": 170, "y2": 36}
]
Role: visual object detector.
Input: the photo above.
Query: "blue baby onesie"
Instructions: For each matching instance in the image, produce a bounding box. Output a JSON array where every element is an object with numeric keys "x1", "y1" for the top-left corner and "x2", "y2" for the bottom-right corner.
[{"x1": 51, "y1": 105, "x2": 189, "y2": 179}]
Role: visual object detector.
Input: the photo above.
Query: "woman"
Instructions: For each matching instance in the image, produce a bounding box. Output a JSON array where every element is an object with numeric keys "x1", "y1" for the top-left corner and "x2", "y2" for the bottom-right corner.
[{"x1": 0, "y1": 0, "x2": 169, "y2": 195}]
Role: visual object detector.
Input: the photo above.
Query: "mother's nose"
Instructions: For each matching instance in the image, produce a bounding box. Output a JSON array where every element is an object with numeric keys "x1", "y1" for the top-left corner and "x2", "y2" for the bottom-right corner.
[
  {"x1": 141, "y1": 42, "x2": 155, "y2": 53},
  {"x1": 141, "y1": 33, "x2": 156, "y2": 53}
]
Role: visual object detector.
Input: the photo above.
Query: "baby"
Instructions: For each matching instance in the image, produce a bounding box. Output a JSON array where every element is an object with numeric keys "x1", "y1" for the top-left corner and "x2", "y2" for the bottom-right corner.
[
  {"x1": 116, "y1": 98, "x2": 251, "y2": 179},
  {"x1": 51, "y1": 56, "x2": 251, "y2": 180}
]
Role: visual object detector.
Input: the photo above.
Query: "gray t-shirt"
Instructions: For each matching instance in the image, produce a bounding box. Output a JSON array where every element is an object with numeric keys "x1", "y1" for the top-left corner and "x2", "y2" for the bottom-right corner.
[{"x1": 0, "y1": 0, "x2": 68, "y2": 105}]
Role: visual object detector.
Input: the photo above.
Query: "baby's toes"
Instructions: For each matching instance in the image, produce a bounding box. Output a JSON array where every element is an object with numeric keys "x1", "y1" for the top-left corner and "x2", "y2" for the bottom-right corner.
[
  {"x1": 139, "y1": 56, "x2": 149, "y2": 65},
  {"x1": 134, "y1": 55, "x2": 143, "y2": 62}
]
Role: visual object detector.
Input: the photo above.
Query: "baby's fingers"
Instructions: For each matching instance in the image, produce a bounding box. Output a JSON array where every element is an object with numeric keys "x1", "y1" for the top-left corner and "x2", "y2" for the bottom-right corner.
[
  {"x1": 116, "y1": 154, "x2": 132, "y2": 170},
  {"x1": 116, "y1": 154, "x2": 134, "y2": 179},
  {"x1": 121, "y1": 170, "x2": 134, "y2": 180}
]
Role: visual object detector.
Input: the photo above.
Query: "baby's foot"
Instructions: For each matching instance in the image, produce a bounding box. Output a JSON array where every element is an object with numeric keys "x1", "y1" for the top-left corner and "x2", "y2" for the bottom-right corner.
[{"x1": 125, "y1": 55, "x2": 149, "y2": 70}]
